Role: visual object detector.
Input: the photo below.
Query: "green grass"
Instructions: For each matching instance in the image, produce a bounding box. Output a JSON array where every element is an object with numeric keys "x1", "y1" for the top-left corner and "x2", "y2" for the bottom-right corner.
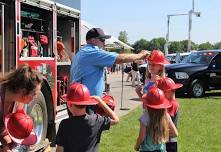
[{"x1": 99, "y1": 97, "x2": 221, "y2": 152}]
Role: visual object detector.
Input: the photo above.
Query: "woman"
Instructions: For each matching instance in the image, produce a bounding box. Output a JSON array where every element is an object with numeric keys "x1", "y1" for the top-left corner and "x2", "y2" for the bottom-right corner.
[{"x1": 0, "y1": 64, "x2": 43, "y2": 152}]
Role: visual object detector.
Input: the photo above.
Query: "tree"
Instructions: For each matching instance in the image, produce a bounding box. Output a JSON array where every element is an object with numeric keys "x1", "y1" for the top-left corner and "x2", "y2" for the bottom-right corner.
[
  {"x1": 132, "y1": 39, "x2": 149, "y2": 53},
  {"x1": 213, "y1": 42, "x2": 221, "y2": 49},
  {"x1": 148, "y1": 37, "x2": 166, "y2": 51},
  {"x1": 169, "y1": 41, "x2": 184, "y2": 53},
  {"x1": 180, "y1": 40, "x2": 198, "y2": 51},
  {"x1": 198, "y1": 42, "x2": 213, "y2": 50},
  {"x1": 118, "y1": 31, "x2": 128, "y2": 44}
]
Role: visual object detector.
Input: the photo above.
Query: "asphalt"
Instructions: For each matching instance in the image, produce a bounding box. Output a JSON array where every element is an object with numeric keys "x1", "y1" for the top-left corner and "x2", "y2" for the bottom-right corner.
[{"x1": 106, "y1": 72, "x2": 142, "y2": 117}]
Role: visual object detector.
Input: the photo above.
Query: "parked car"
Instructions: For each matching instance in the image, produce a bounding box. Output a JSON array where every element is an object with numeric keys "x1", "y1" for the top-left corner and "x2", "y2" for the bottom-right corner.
[
  {"x1": 165, "y1": 50, "x2": 221, "y2": 97},
  {"x1": 166, "y1": 52, "x2": 191, "y2": 63}
]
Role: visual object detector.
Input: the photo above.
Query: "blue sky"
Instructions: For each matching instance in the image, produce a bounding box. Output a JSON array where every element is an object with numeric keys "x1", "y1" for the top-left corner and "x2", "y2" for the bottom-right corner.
[{"x1": 81, "y1": 0, "x2": 221, "y2": 44}]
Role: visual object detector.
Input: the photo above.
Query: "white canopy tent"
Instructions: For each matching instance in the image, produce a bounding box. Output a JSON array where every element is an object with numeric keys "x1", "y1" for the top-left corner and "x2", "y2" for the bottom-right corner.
[{"x1": 81, "y1": 20, "x2": 134, "y2": 50}]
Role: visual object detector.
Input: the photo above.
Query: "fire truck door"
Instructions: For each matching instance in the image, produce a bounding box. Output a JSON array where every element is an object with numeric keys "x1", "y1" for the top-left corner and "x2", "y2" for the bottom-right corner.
[
  {"x1": 0, "y1": 3, "x2": 4, "y2": 76},
  {"x1": 0, "y1": 2, "x2": 16, "y2": 76}
]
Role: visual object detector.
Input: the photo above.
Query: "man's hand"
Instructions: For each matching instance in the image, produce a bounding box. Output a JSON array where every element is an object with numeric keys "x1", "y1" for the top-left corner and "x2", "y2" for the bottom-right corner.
[{"x1": 139, "y1": 50, "x2": 151, "y2": 59}]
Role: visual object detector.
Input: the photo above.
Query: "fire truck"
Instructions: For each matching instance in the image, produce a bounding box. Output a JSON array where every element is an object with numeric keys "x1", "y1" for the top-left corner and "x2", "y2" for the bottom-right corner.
[{"x1": 0, "y1": 0, "x2": 80, "y2": 146}]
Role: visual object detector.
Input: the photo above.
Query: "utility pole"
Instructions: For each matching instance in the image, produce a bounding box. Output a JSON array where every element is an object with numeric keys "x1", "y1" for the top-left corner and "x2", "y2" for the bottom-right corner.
[
  {"x1": 187, "y1": 0, "x2": 201, "y2": 51},
  {"x1": 164, "y1": 15, "x2": 170, "y2": 55},
  {"x1": 165, "y1": 0, "x2": 201, "y2": 54},
  {"x1": 165, "y1": 13, "x2": 188, "y2": 55}
]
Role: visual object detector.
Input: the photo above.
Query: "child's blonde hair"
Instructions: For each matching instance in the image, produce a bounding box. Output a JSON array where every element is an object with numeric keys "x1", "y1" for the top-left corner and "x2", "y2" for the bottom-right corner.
[
  {"x1": 146, "y1": 108, "x2": 169, "y2": 144},
  {"x1": 145, "y1": 65, "x2": 165, "y2": 80}
]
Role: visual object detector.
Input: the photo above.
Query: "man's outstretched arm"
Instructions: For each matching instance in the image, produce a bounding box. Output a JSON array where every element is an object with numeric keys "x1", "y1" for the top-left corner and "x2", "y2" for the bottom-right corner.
[{"x1": 115, "y1": 50, "x2": 150, "y2": 64}]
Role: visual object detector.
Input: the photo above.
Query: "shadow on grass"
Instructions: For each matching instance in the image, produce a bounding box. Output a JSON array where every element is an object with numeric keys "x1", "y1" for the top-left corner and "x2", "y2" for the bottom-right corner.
[
  {"x1": 129, "y1": 98, "x2": 141, "y2": 102},
  {"x1": 204, "y1": 91, "x2": 221, "y2": 99},
  {"x1": 176, "y1": 91, "x2": 221, "y2": 100}
]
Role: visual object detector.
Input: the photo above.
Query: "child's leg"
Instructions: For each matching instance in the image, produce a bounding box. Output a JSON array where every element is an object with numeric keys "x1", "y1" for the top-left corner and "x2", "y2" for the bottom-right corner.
[
  {"x1": 166, "y1": 142, "x2": 177, "y2": 152},
  {"x1": 131, "y1": 70, "x2": 136, "y2": 86}
]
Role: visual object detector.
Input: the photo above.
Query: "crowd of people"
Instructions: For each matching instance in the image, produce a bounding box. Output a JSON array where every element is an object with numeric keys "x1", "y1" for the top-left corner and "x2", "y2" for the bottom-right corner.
[
  {"x1": 0, "y1": 28, "x2": 182, "y2": 152},
  {"x1": 106, "y1": 61, "x2": 147, "y2": 88}
]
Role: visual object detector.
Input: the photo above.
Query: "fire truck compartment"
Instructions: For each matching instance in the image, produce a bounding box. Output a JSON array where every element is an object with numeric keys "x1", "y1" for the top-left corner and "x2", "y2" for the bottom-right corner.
[{"x1": 20, "y1": 3, "x2": 53, "y2": 58}]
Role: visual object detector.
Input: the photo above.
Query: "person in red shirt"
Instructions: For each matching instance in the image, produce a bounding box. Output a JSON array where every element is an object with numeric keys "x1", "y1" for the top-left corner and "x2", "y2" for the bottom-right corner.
[{"x1": 157, "y1": 77, "x2": 183, "y2": 152}]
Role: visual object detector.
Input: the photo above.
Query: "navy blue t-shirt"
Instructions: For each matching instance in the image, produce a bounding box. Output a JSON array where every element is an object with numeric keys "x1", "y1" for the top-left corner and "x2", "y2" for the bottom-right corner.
[{"x1": 55, "y1": 114, "x2": 111, "y2": 152}]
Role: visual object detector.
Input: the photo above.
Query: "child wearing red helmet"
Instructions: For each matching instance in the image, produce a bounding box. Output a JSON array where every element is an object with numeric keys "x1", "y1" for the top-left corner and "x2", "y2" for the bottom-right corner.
[
  {"x1": 134, "y1": 87, "x2": 178, "y2": 152},
  {"x1": 157, "y1": 77, "x2": 183, "y2": 152},
  {"x1": 56, "y1": 82, "x2": 119, "y2": 152},
  {"x1": 136, "y1": 50, "x2": 169, "y2": 99}
]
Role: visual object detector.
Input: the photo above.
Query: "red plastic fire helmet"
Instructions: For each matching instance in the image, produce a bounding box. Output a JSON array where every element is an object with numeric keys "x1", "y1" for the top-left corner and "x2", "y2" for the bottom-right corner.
[
  {"x1": 62, "y1": 82, "x2": 98, "y2": 105},
  {"x1": 146, "y1": 50, "x2": 170, "y2": 65},
  {"x1": 142, "y1": 86, "x2": 172, "y2": 109},
  {"x1": 157, "y1": 77, "x2": 183, "y2": 91},
  {"x1": 96, "y1": 94, "x2": 116, "y2": 116},
  {"x1": 4, "y1": 109, "x2": 37, "y2": 145}
]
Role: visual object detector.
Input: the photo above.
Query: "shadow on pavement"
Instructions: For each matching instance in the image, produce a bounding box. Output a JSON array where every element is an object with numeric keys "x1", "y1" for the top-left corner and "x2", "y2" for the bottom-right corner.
[
  {"x1": 129, "y1": 98, "x2": 141, "y2": 102},
  {"x1": 124, "y1": 84, "x2": 133, "y2": 87}
]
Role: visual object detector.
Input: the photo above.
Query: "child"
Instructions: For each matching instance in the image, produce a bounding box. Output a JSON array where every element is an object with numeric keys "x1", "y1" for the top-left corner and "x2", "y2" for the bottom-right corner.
[
  {"x1": 157, "y1": 77, "x2": 183, "y2": 152},
  {"x1": 134, "y1": 86, "x2": 178, "y2": 152},
  {"x1": 55, "y1": 82, "x2": 119, "y2": 152},
  {"x1": 136, "y1": 50, "x2": 169, "y2": 99}
]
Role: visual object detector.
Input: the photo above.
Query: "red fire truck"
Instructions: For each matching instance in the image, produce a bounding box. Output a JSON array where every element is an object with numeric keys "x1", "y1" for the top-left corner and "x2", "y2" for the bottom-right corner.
[{"x1": 0, "y1": 0, "x2": 80, "y2": 146}]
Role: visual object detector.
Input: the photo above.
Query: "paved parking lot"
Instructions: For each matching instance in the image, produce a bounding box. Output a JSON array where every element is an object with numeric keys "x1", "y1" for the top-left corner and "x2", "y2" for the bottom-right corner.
[{"x1": 106, "y1": 72, "x2": 142, "y2": 117}]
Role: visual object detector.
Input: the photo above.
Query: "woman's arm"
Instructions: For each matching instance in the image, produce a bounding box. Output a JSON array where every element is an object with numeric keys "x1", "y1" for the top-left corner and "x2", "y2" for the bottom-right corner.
[
  {"x1": 56, "y1": 145, "x2": 64, "y2": 152},
  {"x1": 0, "y1": 133, "x2": 13, "y2": 152},
  {"x1": 168, "y1": 117, "x2": 178, "y2": 137},
  {"x1": 134, "y1": 122, "x2": 146, "y2": 151}
]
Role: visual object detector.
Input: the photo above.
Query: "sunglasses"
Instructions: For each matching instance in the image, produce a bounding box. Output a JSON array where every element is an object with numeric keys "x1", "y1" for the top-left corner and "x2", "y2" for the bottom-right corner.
[{"x1": 98, "y1": 37, "x2": 105, "y2": 42}]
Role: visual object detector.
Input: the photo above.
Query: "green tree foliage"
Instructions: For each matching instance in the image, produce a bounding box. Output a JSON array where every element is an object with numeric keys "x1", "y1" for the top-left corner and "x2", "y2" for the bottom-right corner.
[
  {"x1": 118, "y1": 31, "x2": 128, "y2": 44},
  {"x1": 179, "y1": 40, "x2": 198, "y2": 51},
  {"x1": 213, "y1": 42, "x2": 221, "y2": 49},
  {"x1": 180, "y1": 40, "x2": 188, "y2": 51},
  {"x1": 198, "y1": 42, "x2": 213, "y2": 50},
  {"x1": 169, "y1": 41, "x2": 184, "y2": 53},
  {"x1": 149, "y1": 37, "x2": 166, "y2": 51},
  {"x1": 132, "y1": 38, "x2": 149, "y2": 53},
  {"x1": 132, "y1": 37, "x2": 219, "y2": 53}
]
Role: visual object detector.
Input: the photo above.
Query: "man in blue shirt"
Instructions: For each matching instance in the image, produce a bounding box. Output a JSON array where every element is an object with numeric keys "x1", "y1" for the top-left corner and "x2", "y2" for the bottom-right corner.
[{"x1": 71, "y1": 28, "x2": 150, "y2": 113}]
